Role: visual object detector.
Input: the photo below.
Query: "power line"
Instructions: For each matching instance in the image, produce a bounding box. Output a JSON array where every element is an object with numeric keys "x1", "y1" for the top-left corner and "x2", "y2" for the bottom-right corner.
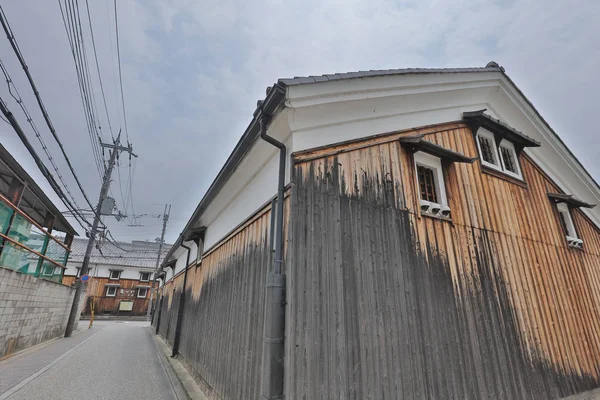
[
  {"x1": 84, "y1": 0, "x2": 114, "y2": 139},
  {"x1": 0, "y1": 95, "x2": 90, "y2": 231},
  {"x1": 0, "y1": 5, "x2": 101, "y2": 222},
  {"x1": 0, "y1": 59, "x2": 88, "y2": 228},
  {"x1": 58, "y1": 0, "x2": 104, "y2": 179},
  {"x1": 113, "y1": 0, "x2": 129, "y2": 144}
]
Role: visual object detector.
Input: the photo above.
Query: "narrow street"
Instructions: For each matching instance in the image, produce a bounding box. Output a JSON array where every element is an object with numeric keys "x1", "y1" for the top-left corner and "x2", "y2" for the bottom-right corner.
[{"x1": 0, "y1": 322, "x2": 186, "y2": 400}]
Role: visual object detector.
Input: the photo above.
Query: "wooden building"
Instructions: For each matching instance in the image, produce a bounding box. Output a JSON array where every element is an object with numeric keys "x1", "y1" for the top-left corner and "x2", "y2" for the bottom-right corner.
[
  {"x1": 154, "y1": 62, "x2": 600, "y2": 399},
  {"x1": 63, "y1": 238, "x2": 171, "y2": 317}
]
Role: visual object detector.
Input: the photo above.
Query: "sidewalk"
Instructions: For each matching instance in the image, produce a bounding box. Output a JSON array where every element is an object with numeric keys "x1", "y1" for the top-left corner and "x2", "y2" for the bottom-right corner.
[{"x1": 0, "y1": 322, "x2": 104, "y2": 398}]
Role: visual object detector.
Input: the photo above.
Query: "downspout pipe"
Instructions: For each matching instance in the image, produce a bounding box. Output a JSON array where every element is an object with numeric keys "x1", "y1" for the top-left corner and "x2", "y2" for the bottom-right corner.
[
  {"x1": 154, "y1": 266, "x2": 169, "y2": 335},
  {"x1": 172, "y1": 243, "x2": 191, "y2": 357},
  {"x1": 259, "y1": 109, "x2": 287, "y2": 400},
  {"x1": 154, "y1": 275, "x2": 164, "y2": 335}
]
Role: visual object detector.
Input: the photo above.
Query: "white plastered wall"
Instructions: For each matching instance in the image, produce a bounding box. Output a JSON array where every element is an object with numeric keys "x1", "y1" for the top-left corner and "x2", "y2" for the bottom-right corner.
[{"x1": 166, "y1": 71, "x2": 600, "y2": 279}]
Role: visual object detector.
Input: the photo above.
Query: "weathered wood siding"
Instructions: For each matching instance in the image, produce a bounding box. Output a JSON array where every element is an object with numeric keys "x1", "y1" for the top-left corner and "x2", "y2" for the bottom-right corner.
[
  {"x1": 156, "y1": 199, "x2": 289, "y2": 399},
  {"x1": 287, "y1": 122, "x2": 600, "y2": 399},
  {"x1": 62, "y1": 276, "x2": 151, "y2": 316},
  {"x1": 156, "y1": 277, "x2": 180, "y2": 345}
]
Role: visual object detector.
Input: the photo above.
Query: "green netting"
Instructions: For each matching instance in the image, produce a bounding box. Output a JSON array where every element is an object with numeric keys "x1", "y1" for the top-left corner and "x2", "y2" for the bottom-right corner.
[
  {"x1": 39, "y1": 260, "x2": 63, "y2": 282},
  {"x1": 0, "y1": 199, "x2": 67, "y2": 282},
  {"x1": 0, "y1": 200, "x2": 13, "y2": 232},
  {"x1": 0, "y1": 240, "x2": 40, "y2": 274}
]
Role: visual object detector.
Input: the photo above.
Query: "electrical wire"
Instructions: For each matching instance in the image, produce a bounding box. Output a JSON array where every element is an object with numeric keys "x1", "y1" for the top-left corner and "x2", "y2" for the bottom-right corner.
[
  {"x1": 84, "y1": 0, "x2": 114, "y2": 139},
  {"x1": 0, "y1": 94, "x2": 91, "y2": 231},
  {"x1": 58, "y1": 0, "x2": 104, "y2": 179},
  {"x1": 113, "y1": 0, "x2": 129, "y2": 145},
  {"x1": 0, "y1": 59, "x2": 88, "y2": 227},
  {"x1": 0, "y1": 5, "x2": 101, "y2": 221}
]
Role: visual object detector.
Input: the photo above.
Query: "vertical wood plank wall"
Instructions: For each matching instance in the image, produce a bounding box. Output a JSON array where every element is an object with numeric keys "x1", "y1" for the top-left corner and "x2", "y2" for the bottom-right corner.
[
  {"x1": 287, "y1": 123, "x2": 600, "y2": 399},
  {"x1": 62, "y1": 276, "x2": 151, "y2": 316},
  {"x1": 155, "y1": 200, "x2": 289, "y2": 399}
]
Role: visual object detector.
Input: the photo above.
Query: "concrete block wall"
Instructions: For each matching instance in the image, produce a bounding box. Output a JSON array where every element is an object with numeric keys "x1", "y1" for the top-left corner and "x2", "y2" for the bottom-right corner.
[{"x1": 0, "y1": 266, "x2": 77, "y2": 359}]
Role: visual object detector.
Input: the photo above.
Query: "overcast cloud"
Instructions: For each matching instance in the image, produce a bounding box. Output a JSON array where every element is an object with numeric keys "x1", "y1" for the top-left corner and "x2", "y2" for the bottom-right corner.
[{"x1": 0, "y1": 0, "x2": 598, "y2": 243}]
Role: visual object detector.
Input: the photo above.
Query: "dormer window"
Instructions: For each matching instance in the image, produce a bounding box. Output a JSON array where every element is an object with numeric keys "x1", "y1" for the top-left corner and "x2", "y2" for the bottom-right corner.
[
  {"x1": 475, "y1": 129, "x2": 523, "y2": 180},
  {"x1": 464, "y1": 110, "x2": 540, "y2": 183}
]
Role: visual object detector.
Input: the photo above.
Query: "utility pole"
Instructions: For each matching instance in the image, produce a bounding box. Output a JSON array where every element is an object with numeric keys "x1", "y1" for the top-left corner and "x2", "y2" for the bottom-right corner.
[
  {"x1": 146, "y1": 204, "x2": 170, "y2": 321},
  {"x1": 64, "y1": 132, "x2": 137, "y2": 337}
]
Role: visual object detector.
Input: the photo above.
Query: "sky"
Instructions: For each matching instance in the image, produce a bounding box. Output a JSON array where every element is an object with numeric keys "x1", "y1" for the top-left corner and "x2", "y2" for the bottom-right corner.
[{"x1": 0, "y1": 0, "x2": 598, "y2": 244}]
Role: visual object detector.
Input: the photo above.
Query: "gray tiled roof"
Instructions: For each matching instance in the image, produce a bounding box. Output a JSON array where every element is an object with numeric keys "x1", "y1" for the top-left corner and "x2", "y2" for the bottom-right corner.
[
  {"x1": 278, "y1": 65, "x2": 504, "y2": 86},
  {"x1": 68, "y1": 238, "x2": 172, "y2": 269}
]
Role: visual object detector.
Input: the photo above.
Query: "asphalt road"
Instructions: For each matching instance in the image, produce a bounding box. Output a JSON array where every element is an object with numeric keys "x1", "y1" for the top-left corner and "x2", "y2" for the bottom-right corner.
[{"x1": 5, "y1": 321, "x2": 183, "y2": 400}]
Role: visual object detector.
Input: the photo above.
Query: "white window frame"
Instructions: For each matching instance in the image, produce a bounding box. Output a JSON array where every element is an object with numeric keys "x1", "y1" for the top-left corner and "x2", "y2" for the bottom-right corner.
[
  {"x1": 137, "y1": 288, "x2": 148, "y2": 298},
  {"x1": 557, "y1": 203, "x2": 578, "y2": 239},
  {"x1": 498, "y1": 139, "x2": 523, "y2": 179},
  {"x1": 476, "y1": 128, "x2": 502, "y2": 171},
  {"x1": 109, "y1": 270, "x2": 121, "y2": 280},
  {"x1": 106, "y1": 286, "x2": 117, "y2": 297},
  {"x1": 139, "y1": 272, "x2": 150, "y2": 282},
  {"x1": 414, "y1": 151, "x2": 449, "y2": 210}
]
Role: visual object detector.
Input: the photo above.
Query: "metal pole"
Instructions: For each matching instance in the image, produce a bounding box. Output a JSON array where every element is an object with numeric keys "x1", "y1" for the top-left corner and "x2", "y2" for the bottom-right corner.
[
  {"x1": 147, "y1": 204, "x2": 170, "y2": 320},
  {"x1": 64, "y1": 133, "x2": 134, "y2": 337}
]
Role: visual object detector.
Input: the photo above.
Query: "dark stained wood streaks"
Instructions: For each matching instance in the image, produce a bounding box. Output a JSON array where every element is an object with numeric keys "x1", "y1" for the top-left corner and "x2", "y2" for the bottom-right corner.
[
  {"x1": 287, "y1": 124, "x2": 600, "y2": 399},
  {"x1": 155, "y1": 200, "x2": 287, "y2": 400}
]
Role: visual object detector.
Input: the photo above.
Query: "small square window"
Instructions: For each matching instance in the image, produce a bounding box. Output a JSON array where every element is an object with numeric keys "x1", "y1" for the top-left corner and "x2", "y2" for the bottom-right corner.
[
  {"x1": 106, "y1": 286, "x2": 117, "y2": 297},
  {"x1": 476, "y1": 129, "x2": 500, "y2": 169},
  {"x1": 498, "y1": 140, "x2": 522, "y2": 179},
  {"x1": 41, "y1": 265, "x2": 54, "y2": 276},
  {"x1": 140, "y1": 272, "x2": 150, "y2": 282},
  {"x1": 109, "y1": 270, "x2": 121, "y2": 280},
  {"x1": 414, "y1": 151, "x2": 450, "y2": 218},
  {"x1": 417, "y1": 165, "x2": 438, "y2": 203},
  {"x1": 556, "y1": 203, "x2": 583, "y2": 248},
  {"x1": 137, "y1": 288, "x2": 148, "y2": 298}
]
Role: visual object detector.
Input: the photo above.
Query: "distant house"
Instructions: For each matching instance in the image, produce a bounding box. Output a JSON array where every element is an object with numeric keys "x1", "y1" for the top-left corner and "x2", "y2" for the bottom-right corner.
[
  {"x1": 0, "y1": 143, "x2": 78, "y2": 358},
  {"x1": 155, "y1": 63, "x2": 600, "y2": 399},
  {"x1": 63, "y1": 239, "x2": 171, "y2": 317}
]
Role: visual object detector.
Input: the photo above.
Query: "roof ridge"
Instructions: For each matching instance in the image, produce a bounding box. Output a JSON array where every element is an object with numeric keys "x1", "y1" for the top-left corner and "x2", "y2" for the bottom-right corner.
[{"x1": 278, "y1": 62, "x2": 505, "y2": 86}]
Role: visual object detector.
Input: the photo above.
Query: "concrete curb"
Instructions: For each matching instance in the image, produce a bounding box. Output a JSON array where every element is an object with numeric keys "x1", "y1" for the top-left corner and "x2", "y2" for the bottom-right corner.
[{"x1": 148, "y1": 328, "x2": 209, "y2": 400}]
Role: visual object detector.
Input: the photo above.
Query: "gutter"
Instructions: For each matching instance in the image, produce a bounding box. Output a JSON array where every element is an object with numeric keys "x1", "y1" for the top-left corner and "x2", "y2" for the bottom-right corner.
[
  {"x1": 258, "y1": 102, "x2": 287, "y2": 400},
  {"x1": 159, "y1": 83, "x2": 287, "y2": 268}
]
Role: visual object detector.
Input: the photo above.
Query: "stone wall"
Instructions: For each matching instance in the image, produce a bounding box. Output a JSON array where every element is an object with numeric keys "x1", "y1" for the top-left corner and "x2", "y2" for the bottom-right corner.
[{"x1": 0, "y1": 266, "x2": 78, "y2": 359}]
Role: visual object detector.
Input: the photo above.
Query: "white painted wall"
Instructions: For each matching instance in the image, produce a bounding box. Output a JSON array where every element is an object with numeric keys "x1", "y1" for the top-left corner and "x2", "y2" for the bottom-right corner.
[
  {"x1": 163, "y1": 71, "x2": 600, "y2": 281},
  {"x1": 65, "y1": 262, "x2": 153, "y2": 281},
  {"x1": 199, "y1": 111, "x2": 292, "y2": 251}
]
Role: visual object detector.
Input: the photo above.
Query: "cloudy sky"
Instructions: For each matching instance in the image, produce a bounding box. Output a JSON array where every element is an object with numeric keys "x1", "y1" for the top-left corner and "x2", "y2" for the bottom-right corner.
[{"x1": 0, "y1": 0, "x2": 598, "y2": 243}]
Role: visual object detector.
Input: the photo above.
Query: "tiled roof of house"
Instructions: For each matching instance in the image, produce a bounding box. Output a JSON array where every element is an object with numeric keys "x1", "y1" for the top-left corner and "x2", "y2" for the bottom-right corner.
[
  {"x1": 68, "y1": 238, "x2": 172, "y2": 269},
  {"x1": 278, "y1": 63, "x2": 504, "y2": 86}
]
